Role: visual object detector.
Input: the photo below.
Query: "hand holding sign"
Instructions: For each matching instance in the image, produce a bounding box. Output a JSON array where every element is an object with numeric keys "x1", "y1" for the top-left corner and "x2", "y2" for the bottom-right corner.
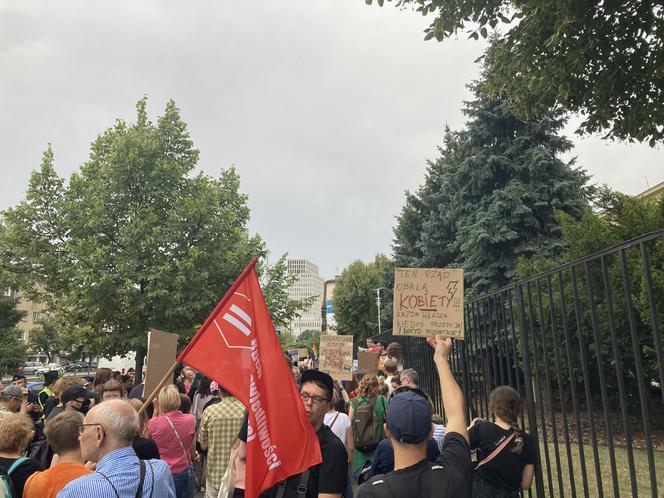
[
  {"x1": 393, "y1": 268, "x2": 464, "y2": 339},
  {"x1": 426, "y1": 335, "x2": 454, "y2": 363}
]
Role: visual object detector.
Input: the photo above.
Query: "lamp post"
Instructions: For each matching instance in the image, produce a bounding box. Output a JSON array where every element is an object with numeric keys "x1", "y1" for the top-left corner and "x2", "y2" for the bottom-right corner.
[{"x1": 374, "y1": 288, "x2": 383, "y2": 336}]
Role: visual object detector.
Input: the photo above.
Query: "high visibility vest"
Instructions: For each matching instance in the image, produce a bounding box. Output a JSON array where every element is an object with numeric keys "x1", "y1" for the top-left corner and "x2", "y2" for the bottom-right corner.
[{"x1": 37, "y1": 386, "x2": 53, "y2": 420}]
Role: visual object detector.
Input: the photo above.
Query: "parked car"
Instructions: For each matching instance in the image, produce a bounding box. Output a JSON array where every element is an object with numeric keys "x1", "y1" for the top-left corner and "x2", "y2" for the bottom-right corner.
[
  {"x1": 20, "y1": 362, "x2": 44, "y2": 376},
  {"x1": 37, "y1": 363, "x2": 63, "y2": 374},
  {"x1": 27, "y1": 381, "x2": 44, "y2": 395},
  {"x1": 65, "y1": 361, "x2": 91, "y2": 372}
]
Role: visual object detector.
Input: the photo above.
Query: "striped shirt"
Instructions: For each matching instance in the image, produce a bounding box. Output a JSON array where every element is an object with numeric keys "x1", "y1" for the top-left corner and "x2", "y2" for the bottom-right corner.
[{"x1": 56, "y1": 446, "x2": 175, "y2": 498}]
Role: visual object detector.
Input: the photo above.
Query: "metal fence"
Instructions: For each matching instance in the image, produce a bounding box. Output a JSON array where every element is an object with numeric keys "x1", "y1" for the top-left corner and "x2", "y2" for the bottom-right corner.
[{"x1": 374, "y1": 229, "x2": 664, "y2": 497}]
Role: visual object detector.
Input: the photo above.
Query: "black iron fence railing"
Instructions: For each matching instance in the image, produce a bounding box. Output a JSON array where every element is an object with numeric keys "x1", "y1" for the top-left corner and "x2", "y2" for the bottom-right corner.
[{"x1": 372, "y1": 229, "x2": 664, "y2": 497}]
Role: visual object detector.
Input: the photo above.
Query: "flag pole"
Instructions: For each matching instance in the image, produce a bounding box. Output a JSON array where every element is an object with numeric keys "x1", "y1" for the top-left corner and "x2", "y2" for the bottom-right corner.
[
  {"x1": 137, "y1": 360, "x2": 177, "y2": 415},
  {"x1": 138, "y1": 256, "x2": 259, "y2": 415}
]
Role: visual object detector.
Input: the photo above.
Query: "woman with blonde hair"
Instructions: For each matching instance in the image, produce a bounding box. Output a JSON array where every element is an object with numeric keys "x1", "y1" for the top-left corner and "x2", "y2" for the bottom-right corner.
[
  {"x1": 348, "y1": 374, "x2": 387, "y2": 482},
  {"x1": 0, "y1": 414, "x2": 42, "y2": 497},
  {"x1": 148, "y1": 384, "x2": 196, "y2": 498}
]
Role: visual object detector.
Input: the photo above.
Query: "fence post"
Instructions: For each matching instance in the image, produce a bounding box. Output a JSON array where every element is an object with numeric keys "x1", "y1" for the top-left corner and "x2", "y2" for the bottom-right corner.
[{"x1": 516, "y1": 283, "x2": 545, "y2": 498}]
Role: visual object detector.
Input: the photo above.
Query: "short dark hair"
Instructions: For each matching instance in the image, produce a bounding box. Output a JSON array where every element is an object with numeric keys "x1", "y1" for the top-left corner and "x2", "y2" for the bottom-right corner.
[
  {"x1": 45, "y1": 411, "x2": 84, "y2": 454},
  {"x1": 179, "y1": 394, "x2": 191, "y2": 414}
]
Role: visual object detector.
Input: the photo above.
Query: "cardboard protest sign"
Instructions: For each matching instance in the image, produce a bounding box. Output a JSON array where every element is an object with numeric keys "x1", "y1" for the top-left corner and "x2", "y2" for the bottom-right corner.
[
  {"x1": 144, "y1": 329, "x2": 179, "y2": 396},
  {"x1": 318, "y1": 335, "x2": 353, "y2": 381},
  {"x1": 357, "y1": 351, "x2": 380, "y2": 374},
  {"x1": 392, "y1": 267, "x2": 465, "y2": 339},
  {"x1": 297, "y1": 348, "x2": 309, "y2": 360}
]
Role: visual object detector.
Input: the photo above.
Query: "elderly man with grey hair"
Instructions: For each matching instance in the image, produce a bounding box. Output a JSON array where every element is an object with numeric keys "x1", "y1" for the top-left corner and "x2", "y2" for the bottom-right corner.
[
  {"x1": 0, "y1": 385, "x2": 30, "y2": 421},
  {"x1": 57, "y1": 399, "x2": 176, "y2": 498},
  {"x1": 399, "y1": 368, "x2": 419, "y2": 388}
]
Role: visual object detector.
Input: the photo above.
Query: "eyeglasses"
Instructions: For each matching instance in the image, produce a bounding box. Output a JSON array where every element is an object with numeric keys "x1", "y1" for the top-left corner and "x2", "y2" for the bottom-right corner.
[
  {"x1": 300, "y1": 392, "x2": 328, "y2": 405},
  {"x1": 78, "y1": 423, "x2": 103, "y2": 435}
]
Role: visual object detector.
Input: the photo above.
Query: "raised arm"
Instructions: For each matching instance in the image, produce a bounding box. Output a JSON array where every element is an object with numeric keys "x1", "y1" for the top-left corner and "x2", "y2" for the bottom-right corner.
[{"x1": 427, "y1": 336, "x2": 468, "y2": 443}]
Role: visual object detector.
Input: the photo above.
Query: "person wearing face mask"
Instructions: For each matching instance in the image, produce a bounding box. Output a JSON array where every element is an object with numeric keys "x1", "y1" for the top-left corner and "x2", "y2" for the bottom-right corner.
[{"x1": 47, "y1": 385, "x2": 95, "y2": 420}]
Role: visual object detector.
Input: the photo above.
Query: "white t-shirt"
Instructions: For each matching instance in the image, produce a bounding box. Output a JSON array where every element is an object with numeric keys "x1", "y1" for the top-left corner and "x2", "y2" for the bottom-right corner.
[
  {"x1": 385, "y1": 376, "x2": 396, "y2": 394},
  {"x1": 324, "y1": 411, "x2": 351, "y2": 448}
]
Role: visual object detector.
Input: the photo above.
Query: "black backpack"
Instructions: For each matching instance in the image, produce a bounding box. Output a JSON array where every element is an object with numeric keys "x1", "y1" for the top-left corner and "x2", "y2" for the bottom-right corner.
[
  {"x1": 0, "y1": 457, "x2": 29, "y2": 498},
  {"x1": 28, "y1": 438, "x2": 53, "y2": 470}
]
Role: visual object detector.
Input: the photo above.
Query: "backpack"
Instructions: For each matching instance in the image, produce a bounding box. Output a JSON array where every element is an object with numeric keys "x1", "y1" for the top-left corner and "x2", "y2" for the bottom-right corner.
[
  {"x1": 352, "y1": 396, "x2": 385, "y2": 451},
  {"x1": 0, "y1": 457, "x2": 29, "y2": 498},
  {"x1": 28, "y1": 438, "x2": 53, "y2": 470}
]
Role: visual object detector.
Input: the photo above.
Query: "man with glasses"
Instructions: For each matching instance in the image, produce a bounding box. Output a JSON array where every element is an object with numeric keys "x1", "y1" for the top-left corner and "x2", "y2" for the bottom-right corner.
[
  {"x1": 0, "y1": 385, "x2": 30, "y2": 421},
  {"x1": 57, "y1": 398, "x2": 176, "y2": 498},
  {"x1": 260, "y1": 369, "x2": 347, "y2": 498},
  {"x1": 356, "y1": 336, "x2": 472, "y2": 498}
]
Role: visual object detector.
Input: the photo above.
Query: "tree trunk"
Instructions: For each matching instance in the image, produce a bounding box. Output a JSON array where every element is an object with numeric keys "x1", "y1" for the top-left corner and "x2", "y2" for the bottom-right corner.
[{"x1": 135, "y1": 344, "x2": 146, "y2": 385}]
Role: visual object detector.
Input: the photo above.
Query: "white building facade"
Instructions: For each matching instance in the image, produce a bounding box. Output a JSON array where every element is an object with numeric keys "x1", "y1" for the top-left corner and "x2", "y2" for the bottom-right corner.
[{"x1": 287, "y1": 259, "x2": 324, "y2": 336}]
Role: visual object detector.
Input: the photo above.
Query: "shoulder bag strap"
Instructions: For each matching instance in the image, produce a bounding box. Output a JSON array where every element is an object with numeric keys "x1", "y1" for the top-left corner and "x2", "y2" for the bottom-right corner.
[
  {"x1": 274, "y1": 480, "x2": 287, "y2": 498},
  {"x1": 97, "y1": 471, "x2": 122, "y2": 498},
  {"x1": 147, "y1": 460, "x2": 155, "y2": 498},
  {"x1": 296, "y1": 469, "x2": 310, "y2": 498},
  {"x1": 135, "y1": 459, "x2": 146, "y2": 498},
  {"x1": 165, "y1": 415, "x2": 192, "y2": 466},
  {"x1": 7, "y1": 457, "x2": 29, "y2": 475},
  {"x1": 329, "y1": 412, "x2": 340, "y2": 429},
  {"x1": 475, "y1": 431, "x2": 517, "y2": 469}
]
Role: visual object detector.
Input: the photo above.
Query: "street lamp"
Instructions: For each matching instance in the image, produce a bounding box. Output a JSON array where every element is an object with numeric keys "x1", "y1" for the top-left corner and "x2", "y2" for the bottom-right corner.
[{"x1": 374, "y1": 288, "x2": 383, "y2": 336}]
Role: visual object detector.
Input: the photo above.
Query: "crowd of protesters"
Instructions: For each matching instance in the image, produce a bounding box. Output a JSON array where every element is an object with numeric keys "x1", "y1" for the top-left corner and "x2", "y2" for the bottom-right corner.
[{"x1": 0, "y1": 335, "x2": 536, "y2": 498}]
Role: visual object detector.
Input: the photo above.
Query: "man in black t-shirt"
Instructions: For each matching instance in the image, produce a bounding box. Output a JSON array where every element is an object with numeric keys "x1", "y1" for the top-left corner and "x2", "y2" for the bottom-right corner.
[
  {"x1": 260, "y1": 369, "x2": 347, "y2": 498},
  {"x1": 356, "y1": 336, "x2": 472, "y2": 498}
]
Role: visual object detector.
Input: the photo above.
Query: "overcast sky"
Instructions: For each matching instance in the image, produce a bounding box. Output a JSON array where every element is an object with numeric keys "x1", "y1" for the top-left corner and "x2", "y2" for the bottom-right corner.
[{"x1": 1, "y1": 1, "x2": 662, "y2": 280}]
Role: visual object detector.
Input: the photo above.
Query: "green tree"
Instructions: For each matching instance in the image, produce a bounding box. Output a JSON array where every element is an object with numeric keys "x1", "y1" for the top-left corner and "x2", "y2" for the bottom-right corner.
[
  {"x1": 28, "y1": 319, "x2": 63, "y2": 363},
  {"x1": 518, "y1": 189, "x2": 664, "y2": 409},
  {"x1": 1, "y1": 98, "x2": 265, "y2": 381},
  {"x1": 333, "y1": 254, "x2": 391, "y2": 341},
  {"x1": 368, "y1": 1, "x2": 664, "y2": 144},
  {"x1": 393, "y1": 79, "x2": 589, "y2": 295},
  {"x1": 0, "y1": 292, "x2": 28, "y2": 375}
]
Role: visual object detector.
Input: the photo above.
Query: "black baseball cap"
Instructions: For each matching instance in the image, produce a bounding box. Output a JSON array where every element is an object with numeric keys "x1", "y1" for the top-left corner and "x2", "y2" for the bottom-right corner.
[
  {"x1": 12, "y1": 374, "x2": 26, "y2": 382},
  {"x1": 43, "y1": 370, "x2": 59, "y2": 385},
  {"x1": 61, "y1": 385, "x2": 96, "y2": 404},
  {"x1": 300, "y1": 370, "x2": 334, "y2": 401},
  {"x1": 386, "y1": 390, "x2": 432, "y2": 444}
]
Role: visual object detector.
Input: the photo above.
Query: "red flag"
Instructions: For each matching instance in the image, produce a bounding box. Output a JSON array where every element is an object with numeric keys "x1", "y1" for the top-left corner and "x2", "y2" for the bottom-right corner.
[{"x1": 178, "y1": 258, "x2": 321, "y2": 498}]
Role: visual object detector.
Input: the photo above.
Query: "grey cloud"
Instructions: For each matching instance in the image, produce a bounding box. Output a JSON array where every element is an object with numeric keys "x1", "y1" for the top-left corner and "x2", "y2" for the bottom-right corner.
[{"x1": 1, "y1": 0, "x2": 661, "y2": 279}]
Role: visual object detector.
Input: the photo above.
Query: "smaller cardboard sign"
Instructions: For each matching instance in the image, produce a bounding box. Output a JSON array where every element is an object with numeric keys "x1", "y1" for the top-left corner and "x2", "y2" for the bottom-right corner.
[
  {"x1": 357, "y1": 351, "x2": 380, "y2": 374},
  {"x1": 392, "y1": 267, "x2": 465, "y2": 339},
  {"x1": 318, "y1": 335, "x2": 353, "y2": 381},
  {"x1": 297, "y1": 348, "x2": 309, "y2": 360},
  {"x1": 144, "y1": 329, "x2": 179, "y2": 397}
]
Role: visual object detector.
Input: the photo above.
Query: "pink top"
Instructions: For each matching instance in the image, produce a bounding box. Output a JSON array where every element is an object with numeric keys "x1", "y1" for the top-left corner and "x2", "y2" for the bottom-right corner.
[{"x1": 148, "y1": 410, "x2": 196, "y2": 474}]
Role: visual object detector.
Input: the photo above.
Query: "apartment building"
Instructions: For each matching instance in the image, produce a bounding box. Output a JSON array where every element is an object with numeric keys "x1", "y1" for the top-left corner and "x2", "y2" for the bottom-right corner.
[{"x1": 286, "y1": 259, "x2": 325, "y2": 336}]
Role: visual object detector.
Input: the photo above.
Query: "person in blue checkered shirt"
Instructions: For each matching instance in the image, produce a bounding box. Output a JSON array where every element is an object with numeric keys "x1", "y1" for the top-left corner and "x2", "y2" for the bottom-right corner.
[{"x1": 57, "y1": 399, "x2": 176, "y2": 498}]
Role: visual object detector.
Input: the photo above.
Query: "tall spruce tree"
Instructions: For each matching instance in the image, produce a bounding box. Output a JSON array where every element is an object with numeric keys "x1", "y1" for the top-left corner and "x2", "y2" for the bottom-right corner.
[{"x1": 394, "y1": 79, "x2": 589, "y2": 295}]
